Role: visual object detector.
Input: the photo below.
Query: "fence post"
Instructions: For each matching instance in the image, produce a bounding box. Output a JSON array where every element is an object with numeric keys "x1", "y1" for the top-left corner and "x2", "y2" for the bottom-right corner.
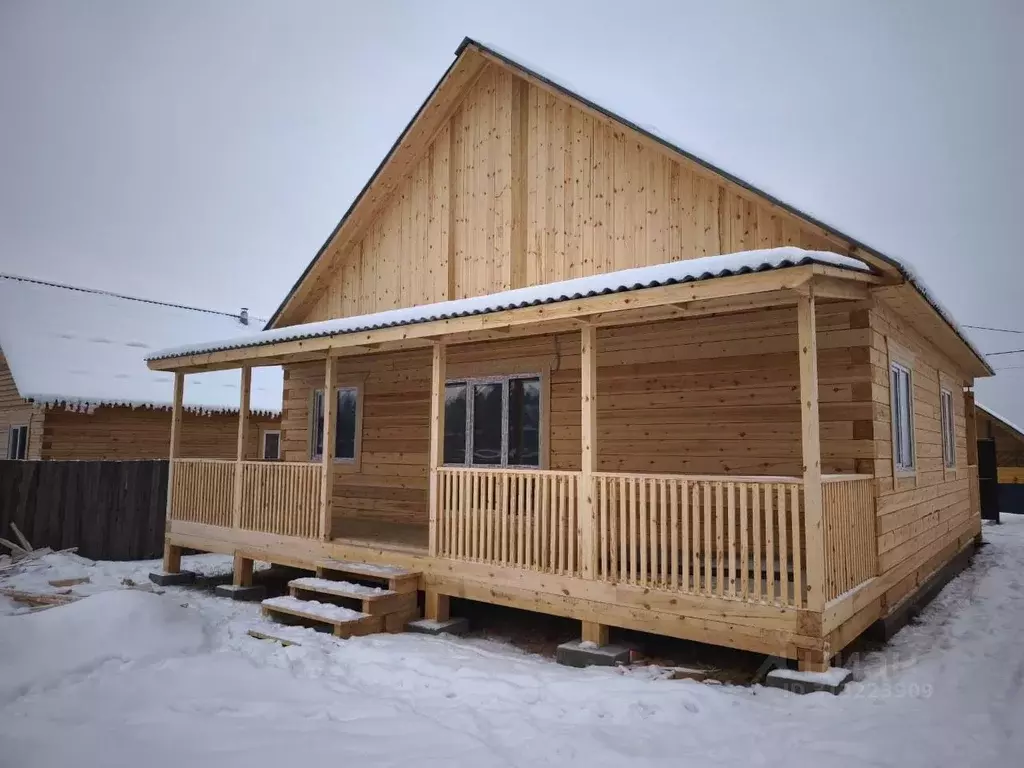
[
  {"x1": 232, "y1": 366, "x2": 252, "y2": 531},
  {"x1": 428, "y1": 343, "x2": 446, "y2": 557},
  {"x1": 798, "y1": 290, "x2": 826, "y2": 620}
]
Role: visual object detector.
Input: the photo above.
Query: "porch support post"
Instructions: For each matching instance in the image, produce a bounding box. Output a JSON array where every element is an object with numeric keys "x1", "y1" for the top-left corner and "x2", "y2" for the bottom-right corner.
[
  {"x1": 319, "y1": 355, "x2": 336, "y2": 541},
  {"x1": 428, "y1": 343, "x2": 446, "y2": 557},
  {"x1": 797, "y1": 291, "x2": 826, "y2": 619},
  {"x1": 580, "y1": 325, "x2": 598, "y2": 578},
  {"x1": 232, "y1": 366, "x2": 252, "y2": 530},
  {"x1": 162, "y1": 371, "x2": 185, "y2": 573},
  {"x1": 232, "y1": 554, "x2": 253, "y2": 587}
]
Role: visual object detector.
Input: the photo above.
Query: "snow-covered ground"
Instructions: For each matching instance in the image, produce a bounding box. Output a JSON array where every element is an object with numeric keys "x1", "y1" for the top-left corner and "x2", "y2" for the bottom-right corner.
[{"x1": 2, "y1": 520, "x2": 1023, "y2": 767}]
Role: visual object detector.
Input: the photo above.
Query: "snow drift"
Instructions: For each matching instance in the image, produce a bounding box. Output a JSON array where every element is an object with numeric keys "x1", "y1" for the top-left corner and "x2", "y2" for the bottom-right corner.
[{"x1": 0, "y1": 590, "x2": 209, "y2": 706}]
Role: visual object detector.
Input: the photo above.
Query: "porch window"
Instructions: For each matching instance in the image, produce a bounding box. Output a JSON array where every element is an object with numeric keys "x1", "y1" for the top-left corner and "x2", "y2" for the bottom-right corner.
[
  {"x1": 890, "y1": 362, "x2": 915, "y2": 472},
  {"x1": 940, "y1": 388, "x2": 956, "y2": 468},
  {"x1": 262, "y1": 430, "x2": 281, "y2": 461},
  {"x1": 6, "y1": 425, "x2": 27, "y2": 460},
  {"x1": 444, "y1": 375, "x2": 541, "y2": 467},
  {"x1": 310, "y1": 387, "x2": 359, "y2": 461}
]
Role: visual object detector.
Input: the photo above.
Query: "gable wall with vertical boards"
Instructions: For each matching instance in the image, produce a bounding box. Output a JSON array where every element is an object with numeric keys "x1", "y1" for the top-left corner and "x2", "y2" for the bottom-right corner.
[{"x1": 296, "y1": 62, "x2": 849, "y2": 325}]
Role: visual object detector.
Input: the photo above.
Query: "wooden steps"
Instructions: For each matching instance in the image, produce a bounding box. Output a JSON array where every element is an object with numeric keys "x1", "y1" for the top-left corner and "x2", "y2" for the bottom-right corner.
[
  {"x1": 260, "y1": 596, "x2": 382, "y2": 638},
  {"x1": 257, "y1": 561, "x2": 423, "y2": 639},
  {"x1": 315, "y1": 559, "x2": 419, "y2": 593}
]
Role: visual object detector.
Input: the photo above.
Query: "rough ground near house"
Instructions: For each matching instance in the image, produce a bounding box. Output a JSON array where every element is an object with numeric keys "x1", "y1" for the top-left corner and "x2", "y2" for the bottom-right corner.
[{"x1": 1, "y1": 519, "x2": 1022, "y2": 768}]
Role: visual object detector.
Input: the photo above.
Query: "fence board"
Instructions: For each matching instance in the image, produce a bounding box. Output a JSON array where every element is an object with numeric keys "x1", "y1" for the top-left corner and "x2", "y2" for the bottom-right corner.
[{"x1": 0, "y1": 460, "x2": 168, "y2": 561}]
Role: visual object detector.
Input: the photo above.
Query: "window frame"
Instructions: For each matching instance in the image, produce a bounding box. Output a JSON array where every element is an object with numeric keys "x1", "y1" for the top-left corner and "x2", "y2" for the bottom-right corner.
[
  {"x1": 443, "y1": 372, "x2": 543, "y2": 469},
  {"x1": 890, "y1": 361, "x2": 916, "y2": 475},
  {"x1": 6, "y1": 424, "x2": 28, "y2": 460},
  {"x1": 940, "y1": 387, "x2": 956, "y2": 470},
  {"x1": 261, "y1": 429, "x2": 281, "y2": 461},
  {"x1": 309, "y1": 383, "x2": 363, "y2": 468}
]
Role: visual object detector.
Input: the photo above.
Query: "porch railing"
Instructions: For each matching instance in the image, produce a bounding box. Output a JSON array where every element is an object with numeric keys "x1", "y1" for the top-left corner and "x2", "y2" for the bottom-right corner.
[
  {"x1": 595, "y1": 473, "x2": 806, "y2": 607},
  {"x1": 239, "y1": 461, "x2": 322, "y2": 539},
  {"x1": 436, "y1": 468, "x2": 580, "y2": 576},
  {"x1": 434, "y1": 468, "x2": 879, "y2": 610},
  {"x1": 170, "y1": 458, "x2": 234, "y2": 527},
  {"x1": 169, "y1": 458, "x2": 321, "y2": 540},
  {"x1": 822, "y1": 475, "x2": 877, "y2": 601}
]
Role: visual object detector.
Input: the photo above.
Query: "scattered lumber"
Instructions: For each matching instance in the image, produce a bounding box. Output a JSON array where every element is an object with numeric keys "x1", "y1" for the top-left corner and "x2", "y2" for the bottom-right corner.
[
  {"x1": 10, "y1": 523, "x2": 32, "y2": 552},
  {"x1": 0, "y1": 588, "x2": 79, "y2": 607},
  {"x1": 48, "y1": 576, "x2": 91, "y2": 588}
]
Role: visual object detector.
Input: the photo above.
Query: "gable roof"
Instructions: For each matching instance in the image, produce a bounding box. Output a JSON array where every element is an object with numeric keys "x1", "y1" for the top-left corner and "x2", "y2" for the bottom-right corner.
[
  {"x1": 265, "y1": 37, "x2": 990, "y2": 377},
  {"x1": 0, "y1": 274, "x2": 283, "y2": 415},
  {"x1": 977, "y1": 403, "x2": 1024, "y2": 446}
]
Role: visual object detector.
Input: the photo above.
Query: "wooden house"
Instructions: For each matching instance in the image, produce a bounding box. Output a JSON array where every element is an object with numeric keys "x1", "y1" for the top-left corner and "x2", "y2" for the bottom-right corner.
[
  {"x1": 0, "y1": 275, "x2": 282, "y2": 461},
  {"x1": 146, "y1": 39, "x2": 991, "y2": 671},
  {"x1": 975, "y1": 404, "x2": 1024, "y2": 484}
]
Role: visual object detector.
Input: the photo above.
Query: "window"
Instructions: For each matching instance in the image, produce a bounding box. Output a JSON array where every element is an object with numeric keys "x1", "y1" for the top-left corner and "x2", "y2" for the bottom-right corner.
[
  {"x1": 940, "y1": 388, "x2": 956, "y2": 469},
  {"x1": 890, "y1": 362, "x2": 915, "y2": 472},
  {"x1": 444, "y1": 374, "x2": 541, "y2": 467},
  {"x1": 6, "y1": 425, "x2": 27, "y2": 460},
  {"x1": 262, "y1": 430, "x2": 281, "y2": 461},
  {"x1": 310, "y1": 387, "x2": 360, "y2": 461}
]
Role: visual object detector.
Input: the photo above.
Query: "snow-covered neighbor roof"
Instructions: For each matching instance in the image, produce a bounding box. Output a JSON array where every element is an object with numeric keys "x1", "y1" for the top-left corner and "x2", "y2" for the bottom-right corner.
[
  {"x1": 0, "y1": 275, "x2": 283, "y2": 415},
  {"x1": 149, "y1": 247, "x2": 868, "y2": 361},
  {"x1": 977, "y1": 403, "x2": 1024, "y2": 442}
]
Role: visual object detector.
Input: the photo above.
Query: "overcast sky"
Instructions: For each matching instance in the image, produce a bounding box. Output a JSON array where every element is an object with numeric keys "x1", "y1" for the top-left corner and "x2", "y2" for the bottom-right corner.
[{"x1": 1, "y1": 0, "x2": 1021, "y2": 423}]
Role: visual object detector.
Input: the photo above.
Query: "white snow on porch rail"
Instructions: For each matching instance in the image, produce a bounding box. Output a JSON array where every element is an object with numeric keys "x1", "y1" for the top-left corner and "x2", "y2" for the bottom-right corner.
[
  {"x1": 149, "y1": 247, "x2": 869, "y2": 361},
  {"x1": 0, "y1": 275, "x2": 283, "y2": 415}
]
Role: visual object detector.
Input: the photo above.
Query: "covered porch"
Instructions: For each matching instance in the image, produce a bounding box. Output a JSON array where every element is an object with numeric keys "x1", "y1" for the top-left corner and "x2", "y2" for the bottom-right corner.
[{"x1": 152, "y1": 254, "x2": 885, "y2": 668}]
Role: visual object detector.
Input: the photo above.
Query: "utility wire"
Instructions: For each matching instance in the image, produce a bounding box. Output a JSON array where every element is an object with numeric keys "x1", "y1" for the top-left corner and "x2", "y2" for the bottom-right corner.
[
  {"x1": 964, "y1": 324, "x2": 1024, "y2": 334},
  {"x1": 985, "y1": 349, "x2": 1024, "y2": 356}
]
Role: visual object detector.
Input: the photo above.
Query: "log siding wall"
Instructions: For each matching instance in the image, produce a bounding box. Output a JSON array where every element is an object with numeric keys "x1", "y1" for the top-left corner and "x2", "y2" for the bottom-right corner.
[
  {"x1": 0, "y1": 348, "x2": 43, "y2": 460},
  {"x1": 41, "y1": 407, "x2": 279, "y2": 461},
  {"x1": 281, "y1": 301, "x2": 872, "y2": 537},
  {"x1": 868, "y1": 298, "x2": 979, "y2": 614}
]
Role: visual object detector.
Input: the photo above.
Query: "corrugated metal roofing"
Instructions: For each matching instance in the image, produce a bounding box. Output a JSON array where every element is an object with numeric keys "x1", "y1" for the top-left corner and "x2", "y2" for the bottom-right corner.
[{"x1": 148, "y1": 247, "x2": 868, "y2": 362}]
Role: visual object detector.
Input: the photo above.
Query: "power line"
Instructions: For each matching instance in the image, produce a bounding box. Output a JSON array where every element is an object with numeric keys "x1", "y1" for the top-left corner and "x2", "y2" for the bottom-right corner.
[
  {"x1": 964, "y1": 324, "x2": 1024, "y2": 334},
  {"x1": 985, "y1": 349, "x2": 1024, "y2": 356}
]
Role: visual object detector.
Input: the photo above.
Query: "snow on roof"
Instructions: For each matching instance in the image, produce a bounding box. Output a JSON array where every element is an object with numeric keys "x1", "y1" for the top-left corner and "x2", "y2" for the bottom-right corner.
[
  {"x1": 0, "y1": 275, "x2": 282, "y2": 415},
  {"x1": 149, "y1": 247, "x2": 868, "y2": 361},
  {"x1": 976, "y1": 403, "x2": 1024, "y2": 442}
]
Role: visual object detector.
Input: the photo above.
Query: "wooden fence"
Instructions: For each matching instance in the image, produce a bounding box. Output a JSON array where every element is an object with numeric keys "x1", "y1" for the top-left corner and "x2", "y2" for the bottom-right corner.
[
  {"x1": 822, "y1": 476, "x2": 877, "y2": 601},
  {"x1": 595, "y1": 473, "x2": 806, "y2": 606},
  {"x1": 0, "y1": 460, "x2": 167, "y2": 561},
  {"x1": 240, "y1": 460, "x2": 321, "y2": 538},
  {"x1": 436, "y1": 468, "x2": 580, "y2": 575},
  {"x1": 169, "y1": 458, "x2": 234, "y2": 527}
]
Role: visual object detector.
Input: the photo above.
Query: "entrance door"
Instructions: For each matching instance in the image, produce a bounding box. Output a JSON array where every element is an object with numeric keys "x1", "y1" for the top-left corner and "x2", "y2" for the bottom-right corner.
[{"x1": 977, "y1": 438, "x2": 1000, "y2": 523}]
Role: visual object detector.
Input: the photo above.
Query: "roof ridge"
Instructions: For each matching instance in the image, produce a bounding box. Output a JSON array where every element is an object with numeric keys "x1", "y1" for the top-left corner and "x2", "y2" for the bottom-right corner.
[{"x1": 0, "y1": 272, "x2": 266, "y2": 322}]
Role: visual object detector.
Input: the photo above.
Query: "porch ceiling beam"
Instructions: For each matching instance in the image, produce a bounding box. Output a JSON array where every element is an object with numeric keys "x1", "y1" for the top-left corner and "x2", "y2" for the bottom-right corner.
[{"x1": 148, "y1": 264, "x2": 875, "y2": 373}]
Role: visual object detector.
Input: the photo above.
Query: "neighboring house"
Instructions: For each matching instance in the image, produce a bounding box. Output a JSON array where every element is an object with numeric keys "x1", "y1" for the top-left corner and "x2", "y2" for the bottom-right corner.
[
  {"x1": 976, "y1": 404, "x2": 1024, "y2": 484},
  {"x1": 0, "y1": 275, "x2": 283, "y2": 461},
  {"x1": 146, "y1": 39, "x2": 990, "y2": 671}
]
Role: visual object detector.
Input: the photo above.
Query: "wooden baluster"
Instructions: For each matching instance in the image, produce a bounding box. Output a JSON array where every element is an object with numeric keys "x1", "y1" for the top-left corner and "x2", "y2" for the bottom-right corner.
[
  {"x1": 557, "y1": 474, "x2": 566, "y2": 573},
  {"x1": 727, "y1": 482, "x2": 737, "y2": 597},
  {"x1": 791, "y1": 484, "x2": 804, "y2": 606},
  {"x1": 739, "y1": 483, "x2": 749, "y2": 598},
  {"x1": 715, "y1": 482, "x2": 725, "y2": 597},
  {"x1": 549, "y1": 474, "x2": 558, "y2": 572},
  {"x1": 765, "y1": 484, "x2": 776, "y2": 602},
  {"x1": 777, "y1": 483, "x2": 790, "y2": 605},
  {"x1": 628, "y1": 479, "x2": 637, "y2": 584}
]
